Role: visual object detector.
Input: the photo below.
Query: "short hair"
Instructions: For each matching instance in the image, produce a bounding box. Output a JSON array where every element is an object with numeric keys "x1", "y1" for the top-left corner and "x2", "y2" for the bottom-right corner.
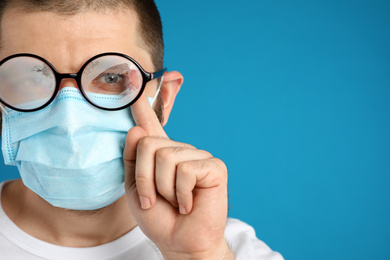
[
  {"x1": 0, "y1": 0, "x2": 165, "y2": 128},
  {"x1": 0, "y1": 0, "x2": 164, "y2": 70}
]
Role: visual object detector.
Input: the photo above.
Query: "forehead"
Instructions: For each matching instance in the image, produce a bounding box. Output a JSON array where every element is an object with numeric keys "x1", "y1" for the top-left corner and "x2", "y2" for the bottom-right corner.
[{"x1": 0, "y1": 8, "x2": 153, "y2": 72}]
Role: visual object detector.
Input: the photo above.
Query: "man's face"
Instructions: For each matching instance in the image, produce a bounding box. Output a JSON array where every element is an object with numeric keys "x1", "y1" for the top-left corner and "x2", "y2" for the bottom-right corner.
[{"x1": 0, "y1": 8, "x2": 158, "y2": 98}]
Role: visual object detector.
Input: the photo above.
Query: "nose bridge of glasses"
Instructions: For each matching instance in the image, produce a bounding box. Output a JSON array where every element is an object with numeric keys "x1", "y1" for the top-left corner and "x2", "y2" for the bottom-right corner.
[{"x1": 58, "y1": 73, "x2": 79, "y2": 90}]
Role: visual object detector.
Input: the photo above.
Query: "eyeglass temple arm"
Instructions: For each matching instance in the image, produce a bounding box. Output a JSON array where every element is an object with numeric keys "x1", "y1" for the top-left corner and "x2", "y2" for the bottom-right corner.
[{"x1": 151, "y1": 68, "x2": 167, "y2": 80}]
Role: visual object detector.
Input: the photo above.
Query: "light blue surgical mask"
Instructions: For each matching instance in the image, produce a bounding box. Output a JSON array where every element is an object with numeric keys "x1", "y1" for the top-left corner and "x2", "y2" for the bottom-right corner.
[{"x1": 1, "y1": 85, "x2": 161, "y2": 210}]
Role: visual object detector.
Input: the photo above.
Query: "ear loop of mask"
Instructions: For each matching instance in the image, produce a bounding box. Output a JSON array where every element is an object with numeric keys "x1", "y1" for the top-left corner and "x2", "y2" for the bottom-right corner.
[
  {"x1": 0, "y1": 102, "x2": 8, "y2": 115},
  {"x1": 150, "y1": 75, "x2": 163, "y2": 107}
]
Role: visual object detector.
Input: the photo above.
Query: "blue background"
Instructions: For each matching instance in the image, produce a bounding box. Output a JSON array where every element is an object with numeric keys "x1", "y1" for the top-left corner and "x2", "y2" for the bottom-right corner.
[{"x1": 1, "y1": 1, "x2": 389, "y2": 259}]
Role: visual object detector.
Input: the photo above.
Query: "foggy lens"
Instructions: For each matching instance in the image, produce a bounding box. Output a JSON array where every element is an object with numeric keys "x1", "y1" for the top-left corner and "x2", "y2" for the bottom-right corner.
[
  {"x1": 0, "y1": 56, "x2": 56, "y2": 110},
  {"x1": 81, "y1": 55, "x2": 143, "y2": 109}
]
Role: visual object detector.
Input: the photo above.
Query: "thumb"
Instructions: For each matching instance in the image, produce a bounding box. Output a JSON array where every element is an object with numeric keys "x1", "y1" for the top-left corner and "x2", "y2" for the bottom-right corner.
[{"x1": 124, "y1": 126, "x2": 148, "y2": 190}]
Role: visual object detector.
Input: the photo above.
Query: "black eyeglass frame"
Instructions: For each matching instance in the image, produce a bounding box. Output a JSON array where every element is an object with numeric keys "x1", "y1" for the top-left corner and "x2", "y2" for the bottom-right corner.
[{"x1": 0, "y1": 52, "x2": 167, "y2": 112}]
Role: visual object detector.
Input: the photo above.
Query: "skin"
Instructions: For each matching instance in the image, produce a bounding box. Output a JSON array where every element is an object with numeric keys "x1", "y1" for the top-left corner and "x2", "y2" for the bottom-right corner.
[{"x1": 0, "y1": 8, "x2": 234, "y2": 260}]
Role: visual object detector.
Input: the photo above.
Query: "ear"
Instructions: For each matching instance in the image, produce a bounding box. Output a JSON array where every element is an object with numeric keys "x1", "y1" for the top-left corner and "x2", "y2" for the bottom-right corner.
[{"x1": 159, "y1": 71, "x2": 183, "y2": 126}]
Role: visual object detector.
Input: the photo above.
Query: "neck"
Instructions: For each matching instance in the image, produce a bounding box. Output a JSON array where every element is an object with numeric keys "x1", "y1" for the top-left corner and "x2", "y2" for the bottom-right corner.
[{"x1": 1, "y1": 179, "x2": 137, "y2": 247}]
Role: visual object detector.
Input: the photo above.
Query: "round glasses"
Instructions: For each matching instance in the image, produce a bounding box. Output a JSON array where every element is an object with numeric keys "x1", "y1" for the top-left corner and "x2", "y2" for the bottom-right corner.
[{"x1": 0, "y1": 53, "x2": 166, "y2": 112}]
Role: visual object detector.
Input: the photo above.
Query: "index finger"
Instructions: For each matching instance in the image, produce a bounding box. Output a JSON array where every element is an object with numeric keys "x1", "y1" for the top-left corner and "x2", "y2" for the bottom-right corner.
[{"x1": 131, "y1": 91, "x2": 167, "y2": 138}]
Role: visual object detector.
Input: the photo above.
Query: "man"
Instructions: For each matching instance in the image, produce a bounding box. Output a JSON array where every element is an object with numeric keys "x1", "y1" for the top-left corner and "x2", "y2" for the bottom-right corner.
[{"x1": 0, "y1": 0, "x2": 283, "y2": 259}]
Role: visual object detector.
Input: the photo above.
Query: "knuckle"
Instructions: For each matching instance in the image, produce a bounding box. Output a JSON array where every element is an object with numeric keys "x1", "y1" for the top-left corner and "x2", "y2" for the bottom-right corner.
[
  {"x1": 123, "y1": 157, "x2": 136, "y2": 167},
  {"x1": 172, "y1": 140, "x2": 195, "y2": 150},
  {"x1": 138, "y1": 136, "x2": 155, "y2": 151},
  {"x1": 193, "y1": 160, "x2": 209, "y2": 172},
  {"x1": 184, "y1": 143, "x2": 196, "y2": 149},
  {"x1": 177, "y1": 161, "x2": 194, "y2": 175},
  {"x1": 198, "y1": 149, "x2": 213, "y2": 158},
  {"x1": 196, "y1": 160, "x2": 209, "y2": 171},
  {"x1": 156, "y1": 147, "x2": 175, "y2": 164},
  {"x1": 135, "y1": 174, "x2": 150, "y2": 188},
  {"x1": 175, "y1": 186, "x2": 188, "y2": 198},
  {"x1": 171, "y1": 146, "x2": 187, "y2": 153},
  {"x1": 213, "y1": 158, "x2": 227, "y2": 172},
  {"x1": 212, "y1": 158, "x2": 228, "y2": 181}
]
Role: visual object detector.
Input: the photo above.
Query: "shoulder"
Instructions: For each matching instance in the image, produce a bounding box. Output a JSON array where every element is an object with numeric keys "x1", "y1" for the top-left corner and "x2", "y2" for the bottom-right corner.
[{"x1": 225, "y1": 218, "x2": 284, "y2": 260}]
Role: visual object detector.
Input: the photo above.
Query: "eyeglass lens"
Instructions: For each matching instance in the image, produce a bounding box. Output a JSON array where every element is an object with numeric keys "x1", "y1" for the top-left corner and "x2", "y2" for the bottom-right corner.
[
  {"x1": 81, "y1": 55, "x2": 143, "y2": 109},
  {"x1": 0, "y1": 55, "x2": 144, "y2": 110},
  {"x1": 0, "y1": 56, "x2": 55, "y2": 110}
]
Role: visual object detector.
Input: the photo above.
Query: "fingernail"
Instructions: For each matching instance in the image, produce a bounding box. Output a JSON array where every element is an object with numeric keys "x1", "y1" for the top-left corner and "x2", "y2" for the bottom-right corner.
[
  {"x1": 179, "y1": 204, "x2": 187, "y2": 215},
  {"x1": 140, "y1": 196, "x2": 151, "y2": 209}
]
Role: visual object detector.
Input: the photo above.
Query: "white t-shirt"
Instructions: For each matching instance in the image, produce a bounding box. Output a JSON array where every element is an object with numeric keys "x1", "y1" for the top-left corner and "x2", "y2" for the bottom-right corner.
[{"x1": 0, "y1": 182, "x2": 284, "y2": 260}]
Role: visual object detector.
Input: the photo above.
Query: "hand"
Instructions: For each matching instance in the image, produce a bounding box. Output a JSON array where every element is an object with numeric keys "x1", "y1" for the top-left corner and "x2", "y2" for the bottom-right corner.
[{"x1": 124, "y1": 92, "x2": 234, "y2": 260}]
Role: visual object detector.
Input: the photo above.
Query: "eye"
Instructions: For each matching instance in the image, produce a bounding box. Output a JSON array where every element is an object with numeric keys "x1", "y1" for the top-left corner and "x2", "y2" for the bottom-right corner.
[
  {"x1": 100, "y1": 73, "x2": 124, "y2": 84},
  {"x1": 13, "y1": 75, "x2": 45, "y2": 89}
]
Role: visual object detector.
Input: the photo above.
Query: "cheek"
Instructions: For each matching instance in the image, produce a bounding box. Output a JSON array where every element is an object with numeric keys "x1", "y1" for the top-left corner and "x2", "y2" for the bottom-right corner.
[{"x1": 129, "y1": 70, "x2": 141, "y2": 90}]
